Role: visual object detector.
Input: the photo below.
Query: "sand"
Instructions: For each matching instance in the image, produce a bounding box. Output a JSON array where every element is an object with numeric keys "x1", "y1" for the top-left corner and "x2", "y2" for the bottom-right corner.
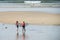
[{"x1": 0, "y1": 11, "x2": 60, "y2": 25}]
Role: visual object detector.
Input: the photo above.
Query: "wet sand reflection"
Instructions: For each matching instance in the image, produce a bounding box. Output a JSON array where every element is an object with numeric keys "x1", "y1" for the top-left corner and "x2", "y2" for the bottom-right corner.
[
  {"x1": 16, "y1": 33, "x2": 19, "y2": 40},
  {"x1": 16, "y1": 31, "x2": 26, "y2": 40},
  {"x1": 22, "y1": 32, "x2": 25, "y2": 40}
]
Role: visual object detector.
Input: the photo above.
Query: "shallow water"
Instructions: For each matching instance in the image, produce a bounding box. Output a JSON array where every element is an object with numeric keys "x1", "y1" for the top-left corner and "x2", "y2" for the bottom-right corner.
[
  {"x1": 0, "y1": 8, "x2": 60, "y2": 14},
  {"x1": 0, "y1": 23, "x2": 60, "y2": 40}
]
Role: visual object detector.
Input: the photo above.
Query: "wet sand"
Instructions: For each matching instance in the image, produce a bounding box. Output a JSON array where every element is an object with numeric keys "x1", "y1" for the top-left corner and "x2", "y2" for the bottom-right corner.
[
  {"x1": 0, "y1": 11, "x2": 60, "y2": 25},
  {"x1": 0, "y1": 23, "x2": 60, "y2": 40}
]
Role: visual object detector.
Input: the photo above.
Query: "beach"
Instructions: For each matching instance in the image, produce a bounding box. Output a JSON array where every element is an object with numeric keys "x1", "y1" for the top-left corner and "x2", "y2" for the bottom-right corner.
[
  {"x1": 0, "y1": 3, "x2": 60, "y2": 40},
  {"x1": 0, "y1": 11, "x2": 60, "y2": 25}
]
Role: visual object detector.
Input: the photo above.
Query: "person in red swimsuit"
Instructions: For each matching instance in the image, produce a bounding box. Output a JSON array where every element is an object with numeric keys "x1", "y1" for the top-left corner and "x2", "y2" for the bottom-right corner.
[{"x1": 21, "y1": 21, "x2": 26, "y2": 32}]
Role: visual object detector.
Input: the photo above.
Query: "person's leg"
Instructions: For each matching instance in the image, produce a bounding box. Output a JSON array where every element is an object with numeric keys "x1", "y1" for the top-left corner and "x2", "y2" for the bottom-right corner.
[
  {"x1": 22, "y1": 26, "x2": 24, "y2": 31},
  {"x1": 17, "y1": 25, "x2": 19, "y2": 32},
  {"x1": 23, "y1": 26, "x2": 26, "y2": 32}
]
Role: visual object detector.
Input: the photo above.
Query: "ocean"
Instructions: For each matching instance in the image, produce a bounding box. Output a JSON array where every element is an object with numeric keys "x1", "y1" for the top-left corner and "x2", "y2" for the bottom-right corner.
[{"x1": 0, "y1": 8, "x2": 60, "y2": 14}]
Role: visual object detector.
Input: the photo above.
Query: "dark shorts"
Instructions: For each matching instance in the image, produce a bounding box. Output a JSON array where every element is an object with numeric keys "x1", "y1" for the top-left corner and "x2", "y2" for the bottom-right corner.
[
  {"x1": 22, "y1": 26, "x2": 25, "y2": 30},
  {"x1": 22, "y1": 26, "x2": 25, "y2": 31},
  {"x1": 17, "y1": 25, "x2": 19, "y2": 28}
]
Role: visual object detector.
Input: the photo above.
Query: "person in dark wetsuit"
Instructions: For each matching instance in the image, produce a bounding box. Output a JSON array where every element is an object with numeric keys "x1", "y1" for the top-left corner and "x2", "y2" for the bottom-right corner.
[
  {"x1": 16, "y1": 21, "x2": 19, "y2": 32},
  {"x1": 21, "y1": 21, "x2": 26, "y2": 32}
]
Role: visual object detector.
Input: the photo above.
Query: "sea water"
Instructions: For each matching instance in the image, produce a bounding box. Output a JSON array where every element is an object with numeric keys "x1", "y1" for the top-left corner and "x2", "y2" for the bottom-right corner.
[{"x1": 0, "y1": 8, "x2": 60, "y2": 14}]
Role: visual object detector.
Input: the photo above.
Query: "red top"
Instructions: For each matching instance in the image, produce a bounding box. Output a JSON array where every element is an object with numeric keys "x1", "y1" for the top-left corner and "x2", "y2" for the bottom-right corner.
[{"x1": 21, "y1": 21, "x2": 25, "y2": 27}]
